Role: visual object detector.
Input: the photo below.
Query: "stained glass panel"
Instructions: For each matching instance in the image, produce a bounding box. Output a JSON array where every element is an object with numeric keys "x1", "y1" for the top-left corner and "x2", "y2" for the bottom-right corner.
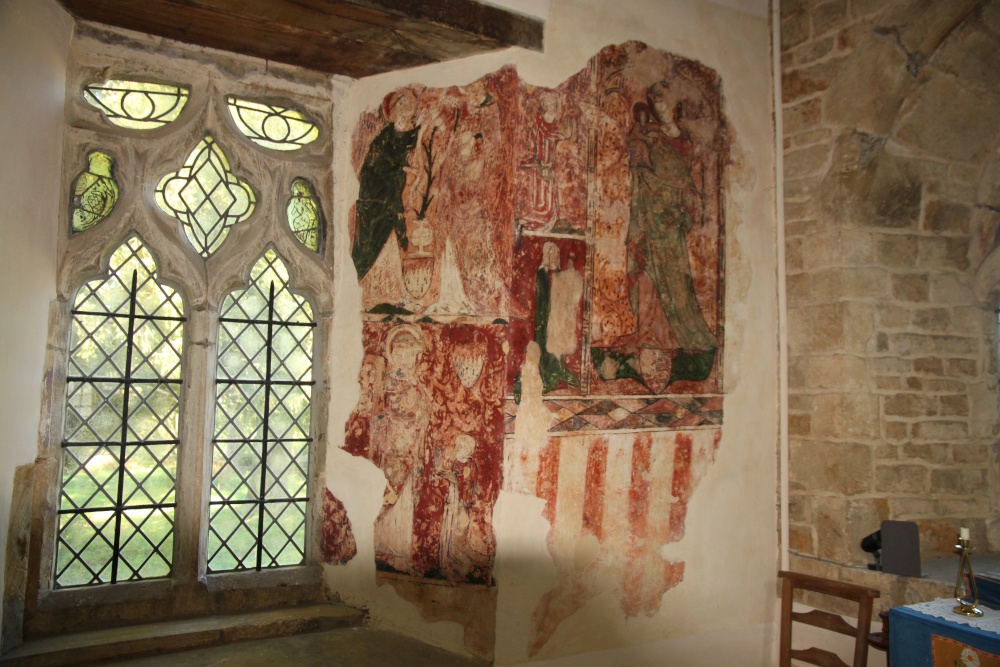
[
  {"x1": 227, "y1": 97, "x2": 319, "y2": 151},
  {"x1": 71, "y1": 150, "x2": 120, "y2": 233},
  {"x1": 83, "y1": 80, "x2": 189, "y2": 130},
  {"x1": 55, "y1": 237, "x2": 185, "y2": 588},
  {"x1": 154, "y1": 136, "x2": 256, "y2": 257},
  {"x1": 208, "y1": 250, "x2": 315, "y2": 573},
  {"x1": 285, "y1": 178, "x2": 324, "y2": 252}
]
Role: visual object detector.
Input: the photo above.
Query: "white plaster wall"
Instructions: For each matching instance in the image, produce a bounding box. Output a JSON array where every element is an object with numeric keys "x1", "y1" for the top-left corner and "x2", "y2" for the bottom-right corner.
[
  {"x1": 323, "y1": 0, "x2": 779, "y2": 663},
  {"x1": 0, "y1": 0, "x2": 73, "y2": 616}
]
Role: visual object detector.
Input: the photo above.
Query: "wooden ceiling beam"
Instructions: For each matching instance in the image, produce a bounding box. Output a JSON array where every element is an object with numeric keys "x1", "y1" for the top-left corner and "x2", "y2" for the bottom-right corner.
[
  {"x1": 56, "y1": 0, "x2": 543, "y2": 78},
  {"x1": 357, "y1": 0, "x2": 543, "y2": 51}
]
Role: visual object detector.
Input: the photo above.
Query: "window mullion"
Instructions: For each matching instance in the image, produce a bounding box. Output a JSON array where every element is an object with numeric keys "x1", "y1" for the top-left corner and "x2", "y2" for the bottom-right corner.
[
  {"x1": 110, "y1": 269, "x2": 140, "y2": 584},
  {"x1": 255, "y1": 281, "x2": 277, "y2": 571}
]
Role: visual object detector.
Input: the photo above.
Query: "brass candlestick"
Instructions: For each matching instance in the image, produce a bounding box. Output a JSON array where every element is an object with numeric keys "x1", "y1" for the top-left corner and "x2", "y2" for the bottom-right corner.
[{"x1": 954, "y1": 529, "x2": 984, "y2": 618}]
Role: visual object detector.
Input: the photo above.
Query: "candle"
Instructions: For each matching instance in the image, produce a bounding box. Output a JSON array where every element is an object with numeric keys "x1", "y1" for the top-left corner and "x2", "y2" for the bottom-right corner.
[{"x1": 960, "y1": 526, "x2": 970, "y2": 540}]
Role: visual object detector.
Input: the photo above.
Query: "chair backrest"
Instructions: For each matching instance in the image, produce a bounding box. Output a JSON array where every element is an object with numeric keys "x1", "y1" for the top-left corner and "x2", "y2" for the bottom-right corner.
[{"x1": 778, "y1": 570, "x2": 881, "y2": 667}]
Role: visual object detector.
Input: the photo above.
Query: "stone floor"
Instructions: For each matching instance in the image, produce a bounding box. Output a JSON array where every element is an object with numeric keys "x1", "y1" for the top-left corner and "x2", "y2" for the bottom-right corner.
[{"x1": 109, "y1": 627, "x2": 490, "y2": 667}]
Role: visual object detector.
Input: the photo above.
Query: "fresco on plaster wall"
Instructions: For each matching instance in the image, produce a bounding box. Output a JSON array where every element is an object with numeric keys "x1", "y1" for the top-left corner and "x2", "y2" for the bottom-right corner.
[
  {"x1": 504, "y1": 429, "x2": 722, "y2": 655},
  {"x1": 350, "y1": 67, "x2": 516, "y2": 318},
  {"x1": 344, "y1": 322, "x2": 506, "y2": 583},
  {"x1": 503, "y1": 41, "x2": 728, "y2": 654},
  {"x1": 346, "y1": 68, "x2": 517, "y2": 587},
  {"x1": 344, "y1": 40, "x2": 726, "y2": 653},
  {"x1": 506, "y1": 41, "x2": 727, "y2": 437},
  {"x1": 513, "y1": 77, "x2": 590, "y2": 235},
  {"x1": 508, "y1": 235, "x2": 588, "y2": 399},
  {"x1": 586, "y1": 42, "x2": 725, "y2": 397}
]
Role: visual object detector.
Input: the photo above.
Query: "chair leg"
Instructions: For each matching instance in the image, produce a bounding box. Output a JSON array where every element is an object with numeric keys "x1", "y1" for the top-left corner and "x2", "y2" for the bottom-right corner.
[
  {"x1": 867, "y1": 611, "x2": 890, "y2": 667},
  {"x1": 779, "y1": 577, "x2": 793, "y2": 667},
  {"x1": 853, "y1": 592, "x2": 875, "y2": 667}
]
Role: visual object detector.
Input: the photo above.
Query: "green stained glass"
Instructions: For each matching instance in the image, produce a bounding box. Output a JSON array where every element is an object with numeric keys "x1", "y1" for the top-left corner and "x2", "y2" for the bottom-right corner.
[
  {"x1": 285, "y1": 178, "x2": 324, "y2": 252},
  {"x1": 154, "y1": 136, "x2": 256, "y2": 257},
  {"x1": 84, "y1": 80, "x2": 189, "y2": 130},
  {"x1": 227, "y1": 96, "x2": 319, "y2": 151},
  {"x1": 71, "y1": 150, "x2": 120, "y2": 233}
]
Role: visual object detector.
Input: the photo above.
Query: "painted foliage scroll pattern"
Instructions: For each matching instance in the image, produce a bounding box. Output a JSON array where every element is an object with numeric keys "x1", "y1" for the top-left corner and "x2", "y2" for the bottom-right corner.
[{"x1": 343, "y1": 42, "x2": 727, "y2": 654}]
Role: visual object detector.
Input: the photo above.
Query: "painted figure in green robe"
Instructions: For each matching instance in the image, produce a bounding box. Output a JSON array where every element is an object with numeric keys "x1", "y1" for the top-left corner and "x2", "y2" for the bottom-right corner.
[
  {"x1": 627, "y1": 82, "x2": 718, "y2": 355},
  {"x1": 352, "y1": 91, "x2": 420, "y2": 281}
]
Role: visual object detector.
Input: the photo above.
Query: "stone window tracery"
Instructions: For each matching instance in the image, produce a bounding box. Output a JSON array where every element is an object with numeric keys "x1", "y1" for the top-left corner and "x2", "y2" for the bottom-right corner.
[
  {"x1": 154, "y1": 135, "x2": 257, "y2": 257},
  {"x1": 41, "y1": 37, "x2": 333, "y2": 605}
]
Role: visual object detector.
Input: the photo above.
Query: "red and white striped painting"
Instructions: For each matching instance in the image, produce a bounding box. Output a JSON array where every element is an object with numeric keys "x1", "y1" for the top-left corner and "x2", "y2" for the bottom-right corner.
[{"x1": 505, "y1": 429, "x2": 721, "y2": 653}]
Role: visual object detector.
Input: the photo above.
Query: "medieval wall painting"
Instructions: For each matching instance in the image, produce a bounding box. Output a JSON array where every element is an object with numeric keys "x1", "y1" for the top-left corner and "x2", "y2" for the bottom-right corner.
[
  {"x1": 350, "y1": 67, "x2": 517, "y2": 319},
  {"x1": 508, "y1": 235, "x2": 588, "y2": 399},
  {"x1": 341, "y1": 41, "x2": 727, "y2": 659},
  {"x1": 586, "y1": 43, "x2": 725, "y2": 398},
  {"x1": 503, "y1": 429, "x2": 722, "y2": 655},
  {"x1": 344, "y1": 322, "x2": 506, "y2": 583},
  {"x1": 514, "y1": 76, "x2": 590, "y2": 236}
]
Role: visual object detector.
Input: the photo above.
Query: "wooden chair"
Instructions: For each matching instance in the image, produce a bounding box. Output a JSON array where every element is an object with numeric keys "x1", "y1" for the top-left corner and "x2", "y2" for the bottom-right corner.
[
  {"x1": 866, "y1": 610, "x2": 890, "y2": 666},
  {"x1": 778, "y1": 570, "x2": 881, "y2": 667}
]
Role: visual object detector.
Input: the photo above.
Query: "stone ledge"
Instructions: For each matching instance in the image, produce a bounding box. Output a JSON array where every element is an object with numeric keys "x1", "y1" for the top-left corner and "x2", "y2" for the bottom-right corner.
[{"x1": 0, "y1": 603, "x2": 365, "y2": 667}]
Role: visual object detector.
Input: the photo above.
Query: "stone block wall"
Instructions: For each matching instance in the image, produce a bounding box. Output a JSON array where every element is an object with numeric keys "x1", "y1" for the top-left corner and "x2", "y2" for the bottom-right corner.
[{"x1": 782, "y1": 0, "x2": 1000, "y2": 566}]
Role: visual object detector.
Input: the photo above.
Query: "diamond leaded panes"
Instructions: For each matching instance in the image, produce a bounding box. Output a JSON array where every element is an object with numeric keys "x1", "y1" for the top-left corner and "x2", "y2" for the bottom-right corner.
[
  {"x1": 209, "y1": 249, "x2": 315, "y2": 573},
  {"x1": 226, "y1": 96, "x2": 319, "y2": 151},
  {"x1": 155, "y1": 136, "x2": 256, "y2": 257},
  {"x1": 55, "y1": 237, "x2": 185, "y2": 588},
  {"x1": 83, "y1": 80, "x2": 189, "y2": 130}
]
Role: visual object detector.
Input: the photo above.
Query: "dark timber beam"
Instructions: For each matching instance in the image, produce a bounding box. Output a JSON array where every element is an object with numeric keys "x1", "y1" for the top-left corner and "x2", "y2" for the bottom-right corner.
[{"x1": 56, "y1": 0, "x2": 544, "y2": 78}]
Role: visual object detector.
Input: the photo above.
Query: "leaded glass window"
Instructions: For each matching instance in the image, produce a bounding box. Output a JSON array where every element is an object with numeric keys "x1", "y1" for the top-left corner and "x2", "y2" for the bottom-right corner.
[
  {"x1": 56, "y1": 237, "x2": 185, "y2": 588},
  {"x1": 154, "y1": 136, "x2": 256, "y2": 257},
  {"x1": 83, "y1": 80, "x2": 189, "y2": 130},
  {"x1": 227, "y1": 97, "x2": 320, "y2": 151},
  {"x1": 209, "y1": 250, "x2": 315, "y2": 573},
  {"x1": 285, "y1": 178, "x2": 323, "y2": 252}
]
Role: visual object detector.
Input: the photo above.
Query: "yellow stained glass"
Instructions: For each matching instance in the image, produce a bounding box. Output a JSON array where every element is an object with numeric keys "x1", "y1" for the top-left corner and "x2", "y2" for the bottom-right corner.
[
  {"x1": 71, "y1": 150, "x2": 120, "y2": 232},
  {"x1": 154, "y1": 136, "x2": 256, "y2": 257},
  {"x1": 286, "y1": 178, "x2": 323, "y2": 252},
  {"x1": 84, "y1": 80, "x2": 189, "y2": 130},
  {"x1": 227, "y1": 96, "x2": 319, "y2": 151}
]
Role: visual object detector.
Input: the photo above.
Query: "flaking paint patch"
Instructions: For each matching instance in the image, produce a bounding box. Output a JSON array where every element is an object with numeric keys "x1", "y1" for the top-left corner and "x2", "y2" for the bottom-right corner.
[{"x1": 321, "y1": 488, "x2": 357, "y2": 565}]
